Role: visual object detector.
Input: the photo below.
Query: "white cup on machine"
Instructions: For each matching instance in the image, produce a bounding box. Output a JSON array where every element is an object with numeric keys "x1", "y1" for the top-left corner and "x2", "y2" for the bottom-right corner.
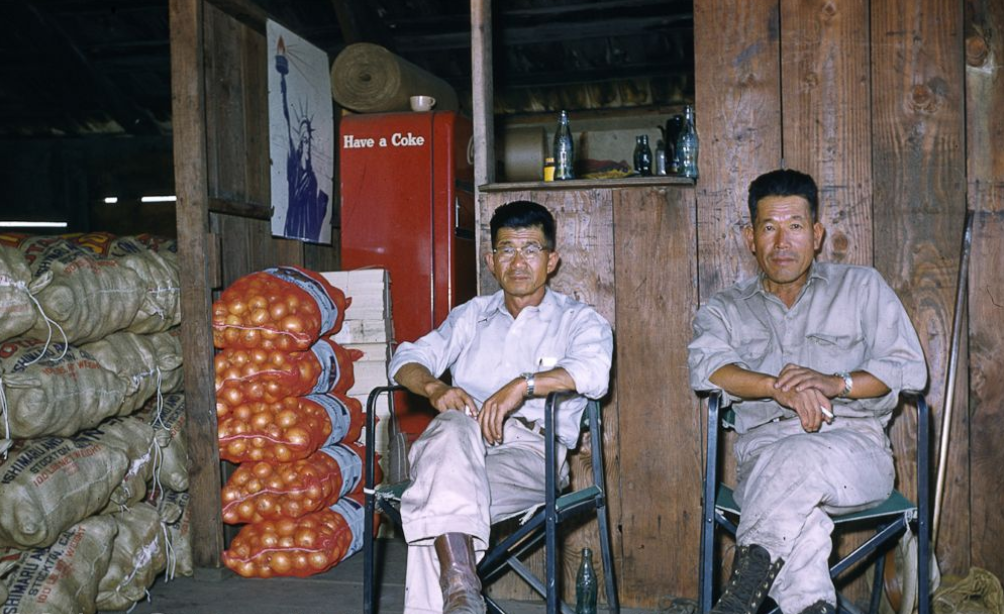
[{"x1": 410, "y1": 95, "x2": 436, "y2": 112}]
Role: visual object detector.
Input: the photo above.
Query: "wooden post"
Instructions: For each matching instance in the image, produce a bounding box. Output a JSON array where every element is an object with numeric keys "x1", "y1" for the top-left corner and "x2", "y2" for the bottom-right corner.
[
  {"x1": 170, "y1": 0, "x2": 226, "y2": 569},
  {"x1": 471, "y1": 0, "x2": 494, "y2": 274}
]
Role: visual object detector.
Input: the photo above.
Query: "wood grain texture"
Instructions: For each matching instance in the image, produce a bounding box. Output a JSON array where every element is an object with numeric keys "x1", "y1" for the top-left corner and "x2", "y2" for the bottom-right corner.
[
  {"x1": 170, "y1": 0, "x2": 224, "y2": 568},
  {"x1": 965, "y1": 0, "x2": 1004, "y2": 580},
  {"x1": 613, "y1": 185, "x2": 700, "y2": 606},
  {"x1": 205, "y1": 3, "x2": 247, "y2": 200},
  {"x1": 471, "y1": 0, "x2": 494, "y2": 284},
  {"x1": 871, "y1": 0, "x2": 967, "y2": 575},
  {"x1": 694, "y1": 0, "x2": 782, "y2": 297},
  {"x1": 781, "y1": 0, "x2": 872, "y2": 266},
  {"x1": 478, "y1": 187, "x2": 618, "y2": 604}
]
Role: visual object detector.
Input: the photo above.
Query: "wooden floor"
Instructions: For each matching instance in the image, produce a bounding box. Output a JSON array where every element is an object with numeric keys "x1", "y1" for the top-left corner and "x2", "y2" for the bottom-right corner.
[{"x1": 107, "y1": 537, "x2": 660, "y2": 614}]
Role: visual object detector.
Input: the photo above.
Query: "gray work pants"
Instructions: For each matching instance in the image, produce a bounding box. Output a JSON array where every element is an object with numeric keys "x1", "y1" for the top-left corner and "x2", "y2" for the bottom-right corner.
[
  {"x1": 400, "y1": 410, "x2": 568, "y2": 613},
  {"x1": 733, "y1": 416, "x2": 894, "y2": 613}
]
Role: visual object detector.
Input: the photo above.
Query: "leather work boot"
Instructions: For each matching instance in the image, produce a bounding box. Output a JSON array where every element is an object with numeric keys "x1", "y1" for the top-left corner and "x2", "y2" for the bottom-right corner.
[
  {"x1": 710, "y1": 544, "x2": 784, "y2": 614},
  {"x1": 434, "y1": 533, "x2": 486, "y2": 614},
  {"x1": 797, "y1": 600, "x2": 836, "y2": 614}
]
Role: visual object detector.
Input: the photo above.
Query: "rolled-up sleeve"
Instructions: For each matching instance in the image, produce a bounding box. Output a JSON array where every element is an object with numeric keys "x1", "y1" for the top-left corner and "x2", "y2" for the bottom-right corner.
[
  {"x1": 687, "y1": 299, "x2": 747, "y2": 407},
  {"x1": 856, "y1": 276, "x2": 928, "y2": 395},
  {"x1": 555, "y1": 309, "x2": 613, "y2": 400},
  {"x1": 389, "y1": 303, "x2": 472, "y2": 383}
]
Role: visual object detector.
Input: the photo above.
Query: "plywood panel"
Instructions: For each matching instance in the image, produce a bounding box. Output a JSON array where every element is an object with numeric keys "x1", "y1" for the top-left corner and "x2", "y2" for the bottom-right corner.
[
  {"x1": 694, "y1": 0, "x2": 782, "y2": 296},
  {"x1": 478, "y1": 187, "x2": 617, "y2": 604},
  {"x1": 205, "y1": 3, "x2": 248, "y2": 200},
  {"x1": 871, "y1": 0, "x2": 968, "y2": 576},
  {"x1": 781, "y1": 0, "x2": 872, "y2": 266},
  {"x1": 613, "y1": 185, "x2": 700, "y2": 606},
  {"x1": 965, "y1": 0, "x2": 1004, "y2": 580}
]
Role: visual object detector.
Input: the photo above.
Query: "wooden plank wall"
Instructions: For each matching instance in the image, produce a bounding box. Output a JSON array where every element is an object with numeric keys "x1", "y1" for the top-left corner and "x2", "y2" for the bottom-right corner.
[
  {"x1": 479, "y1": 188, "x2": 617, "y2": 604},
  {"x1": 694, "y1": 0, "x2": 1004, "y2": 597},
  {"x1": 965, "y1": 0, "x2": 1004, "y2": 578},
  {"x1": 478, "y1": 184, "x2": 701, "y2": 607},
  {"x1": 171, "y1": 0, "x2": 339, "y2": 568}
]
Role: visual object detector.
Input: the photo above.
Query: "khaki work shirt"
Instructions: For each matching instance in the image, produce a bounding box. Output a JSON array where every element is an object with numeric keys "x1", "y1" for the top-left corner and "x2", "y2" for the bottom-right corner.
[{"x1": 688, "y1": 262, "x2": 927, "y2": 433}]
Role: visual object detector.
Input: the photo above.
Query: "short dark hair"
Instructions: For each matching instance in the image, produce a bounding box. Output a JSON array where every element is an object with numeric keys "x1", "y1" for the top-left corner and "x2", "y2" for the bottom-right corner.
[
  {"x1": 489, "y1": 200, "x2": 556, "y2": 249},
  {"x1": 747, "y1": 169, "x2": 819, "y2": 223}
]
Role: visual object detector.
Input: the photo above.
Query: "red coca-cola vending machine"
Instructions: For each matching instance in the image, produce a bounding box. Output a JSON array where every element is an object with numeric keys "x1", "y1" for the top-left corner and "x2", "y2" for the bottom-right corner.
[{"x1": 339, "y1": 111, "x2": 477, "y2": 435}]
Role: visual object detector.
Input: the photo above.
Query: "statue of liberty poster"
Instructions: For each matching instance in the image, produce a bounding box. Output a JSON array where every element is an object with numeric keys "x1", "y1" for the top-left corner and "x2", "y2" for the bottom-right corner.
[{"x1": 267, "y1": 20, "x2": 333, "y2": 244}]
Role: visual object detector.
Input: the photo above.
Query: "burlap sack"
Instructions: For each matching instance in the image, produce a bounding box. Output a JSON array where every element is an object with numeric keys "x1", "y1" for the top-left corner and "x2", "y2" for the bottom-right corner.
[
  {"x1": 0, "y1": 514, "x2": 118, "y2": 614},
  {"x1": 0, "y1": 338, "x2": 130, "y2": 438},
  {"x1": 0, "y1": 427, "x2": 129, "y2": 548},
  {"x1": 96, "y1": 502, "x2": 168, "y2": 611},
  {"x1": 0, "y1": 245, "x2": 51, "y2": 344},
  {"x1": 81, "y1": 330, "x2": 183, "y2": 415},
  {"x1": 135, "y1": 393, "x2": 189, "y2": 492},
  {"x1": 99, "y1": 416, "x2": 157, "y2": 511},
  {"x1": 146, "y1": 488, "x2": 193, "y2": 577},
  {"x1": 106, "y1": 241, "x2": 181, "y2": 335},
  {"x1": 25, "y1": 239, "x2": 146, "y2": 344}
]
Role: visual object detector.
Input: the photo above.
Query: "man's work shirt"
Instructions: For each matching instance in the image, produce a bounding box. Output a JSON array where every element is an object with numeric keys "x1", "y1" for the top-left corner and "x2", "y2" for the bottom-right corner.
[
  {"x1": 688, "y1": 262, "x2": 927, "y2": 433},
  {"x1": 390, "y1": 288, "x2": 613, "y2": 448}
]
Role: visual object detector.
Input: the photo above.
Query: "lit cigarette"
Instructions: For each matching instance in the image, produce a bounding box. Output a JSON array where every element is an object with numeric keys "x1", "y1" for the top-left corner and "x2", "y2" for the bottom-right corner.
[{"x1": 820, "y1": 406, "x2": 834, "y2": 420}]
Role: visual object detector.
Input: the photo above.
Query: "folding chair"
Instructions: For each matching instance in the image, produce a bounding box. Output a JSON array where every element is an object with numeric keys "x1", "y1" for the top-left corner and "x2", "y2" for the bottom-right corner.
[
  {"x1": 363, "y1": 385, "x2": 619, "y2": 614},
  {"x1": 698, "y1": 391, "x2": 931, "y2": 614}
]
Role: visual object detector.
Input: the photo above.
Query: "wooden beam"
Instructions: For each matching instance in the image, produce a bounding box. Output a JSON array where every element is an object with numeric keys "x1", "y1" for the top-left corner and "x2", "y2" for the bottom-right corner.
[
  {"x1": 169, "y1": 0, "x2": 225, "y2": 569},
  {"x1": 14, "y1": 0, "x2": 162, "y2": 136},
  {"x1": 471, "y1": 0, "x2": 494, "y2": 281},
  {"x1": 329, "y1": 0, "x2": 394, "y2": 48}
]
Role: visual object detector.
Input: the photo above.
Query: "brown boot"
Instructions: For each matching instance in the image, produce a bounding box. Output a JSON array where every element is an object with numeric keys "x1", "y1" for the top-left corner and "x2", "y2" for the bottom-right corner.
[
  {"x1": 434, "y1": 533, "x2": 486, "y2": 614},
  {"x1": 710, "y1": 544, "x2": 784, "y2": 614}
]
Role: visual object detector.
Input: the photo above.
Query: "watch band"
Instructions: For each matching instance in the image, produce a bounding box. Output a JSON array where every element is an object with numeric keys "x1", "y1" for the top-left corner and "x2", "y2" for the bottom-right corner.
[
  {"x1": 835, "y1": 371, "x2": 853, "y2": 397},
  {"x1": 522, "y1": 372, "x2": 536, "y2": 398}
]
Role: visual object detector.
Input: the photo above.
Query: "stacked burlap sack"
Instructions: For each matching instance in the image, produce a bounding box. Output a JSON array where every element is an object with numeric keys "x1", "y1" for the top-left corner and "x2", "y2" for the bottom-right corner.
[
  {"x1": 0, "y1": 232, "x2": 191, "y2": 614},
  {"x1": 211, "y1": 266, "x2": 378, "y2": 578}
]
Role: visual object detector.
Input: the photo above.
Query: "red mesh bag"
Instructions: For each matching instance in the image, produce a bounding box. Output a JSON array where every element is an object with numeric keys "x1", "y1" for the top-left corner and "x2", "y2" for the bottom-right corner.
[
  {"x1": 214, "y1": 338, "x2": 361, "y2": 402},
  {"x1": 217, "y1": 397, "x2": 333, "y2": 464},
  {"x1": 212, "y1": 266, "x2": 348, "y2": 352},
  {"x1": 221, "y1": 443, "x2": 379, "y2": 524},
  {"x1": 222, "y1": 494, "x2": 367, "y2": 578}
]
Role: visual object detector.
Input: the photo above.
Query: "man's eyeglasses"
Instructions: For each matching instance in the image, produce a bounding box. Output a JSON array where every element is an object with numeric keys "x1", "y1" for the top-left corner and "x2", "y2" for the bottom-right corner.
[{"x1": 493, "y1": 243, "x2": 549, "y2": 263}]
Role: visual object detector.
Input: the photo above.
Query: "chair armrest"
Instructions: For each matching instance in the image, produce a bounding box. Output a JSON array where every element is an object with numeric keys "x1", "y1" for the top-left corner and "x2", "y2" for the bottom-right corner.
[{"x1": 364, "y1": 385, "x2": 406, "y2": 492}]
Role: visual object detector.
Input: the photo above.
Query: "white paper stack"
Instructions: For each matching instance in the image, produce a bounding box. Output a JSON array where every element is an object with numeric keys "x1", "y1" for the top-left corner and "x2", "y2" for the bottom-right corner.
[{"x1": 322, "y1": 269, "x2": 393, "y2": 464}]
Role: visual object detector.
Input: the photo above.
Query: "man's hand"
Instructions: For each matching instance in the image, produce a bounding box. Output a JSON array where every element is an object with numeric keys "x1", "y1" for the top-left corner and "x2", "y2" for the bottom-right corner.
[
  {"x1": 478, "y1": 378, "x2": 527, "y2": 445},
  {"x1": 773, "y1": 385, "x2": 832, "y2": 432},
  {"x1": 774, "y1": 363, "x2": 843, "y2": 398},
  {"x1": 425, "y1": 381, "x2": 479, "y2": 418}
]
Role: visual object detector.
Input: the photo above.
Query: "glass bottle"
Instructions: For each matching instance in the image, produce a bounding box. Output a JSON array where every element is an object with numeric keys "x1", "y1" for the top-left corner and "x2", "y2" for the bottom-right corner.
[
  {"x1": 676, "y1": 105, "x2": 699, "y2": 179},
  {"x1": 633, "y1": 135, "x2": 652, "y2": 176},
  {"x1": 655, "y1": 139, "x2": 667, "y2": 176},
  {"x1": 553, "y1": 110, "x2": 575, "y2": 180},
  {"x1": 575, "y1": 547, "x2": 598, "y2": 614}
]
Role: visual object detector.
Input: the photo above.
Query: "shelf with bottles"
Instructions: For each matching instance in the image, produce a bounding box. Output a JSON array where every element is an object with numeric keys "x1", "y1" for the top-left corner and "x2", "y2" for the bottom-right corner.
[{"x1": 481, "y1": 175, "x2": 695, "y2": 192}]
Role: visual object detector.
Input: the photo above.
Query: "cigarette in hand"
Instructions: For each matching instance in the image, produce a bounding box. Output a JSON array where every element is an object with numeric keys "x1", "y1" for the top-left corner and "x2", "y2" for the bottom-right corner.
[{"x1": 819, "y1": 406, "x2": 834, "y2": 420}]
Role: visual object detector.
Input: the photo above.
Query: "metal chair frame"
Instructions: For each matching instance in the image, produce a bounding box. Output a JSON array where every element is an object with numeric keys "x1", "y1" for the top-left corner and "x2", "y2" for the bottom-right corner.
[
  {"x1": 363, "y1": 385, "x2": 619, "y2": 614},
  {"x1": 699, "y1": 391, "x2": 931, "y2": 614}
]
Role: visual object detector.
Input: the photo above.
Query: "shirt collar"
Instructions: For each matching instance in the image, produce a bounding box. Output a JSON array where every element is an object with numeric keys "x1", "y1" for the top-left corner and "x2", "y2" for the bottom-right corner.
[
  {"x1": 741, "y1": 261, "x2": 828, "y2": 301},
  {"x1": 484, "y1": 287, "x2": 558, "y2": 321}
]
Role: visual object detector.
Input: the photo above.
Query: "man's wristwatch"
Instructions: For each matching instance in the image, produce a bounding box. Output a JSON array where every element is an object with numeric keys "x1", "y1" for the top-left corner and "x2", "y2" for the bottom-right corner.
[
  {"x1": 834, "y1": 371, "x2": 853, "y2": 398},
  {"x1": 521, "y1": 372, "x2": 536, "y2": 398}
]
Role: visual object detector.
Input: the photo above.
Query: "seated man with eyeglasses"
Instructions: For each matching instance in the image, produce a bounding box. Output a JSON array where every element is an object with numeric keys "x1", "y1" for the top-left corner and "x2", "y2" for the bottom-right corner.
[{"x1": 390, "y1": 200, "x2": 613, "y2": 614}]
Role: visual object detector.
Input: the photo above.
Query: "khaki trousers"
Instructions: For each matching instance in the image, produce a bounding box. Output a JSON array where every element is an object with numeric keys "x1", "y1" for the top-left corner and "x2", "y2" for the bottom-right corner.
[
  {"x1": 733, "y1": 416, "x2": 894, "y2": 613},
  {"x1": 400, "y1": 411, "x2": 568, "y2": 613}
]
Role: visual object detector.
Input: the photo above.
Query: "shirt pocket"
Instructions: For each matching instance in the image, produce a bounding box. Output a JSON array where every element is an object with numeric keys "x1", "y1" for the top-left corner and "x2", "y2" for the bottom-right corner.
[{"x1": 805, "y1": 331, "x2": 865, "y2": 373}]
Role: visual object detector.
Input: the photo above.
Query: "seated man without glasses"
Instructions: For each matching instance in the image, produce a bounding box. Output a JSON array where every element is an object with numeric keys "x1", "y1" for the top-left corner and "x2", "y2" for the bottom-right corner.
[
  {"x1": 688, "y1": 169, "x2": 927, "y2": 614},
  {"x1": 390, "y1": 200, "x2": 613, "y2": 614}
]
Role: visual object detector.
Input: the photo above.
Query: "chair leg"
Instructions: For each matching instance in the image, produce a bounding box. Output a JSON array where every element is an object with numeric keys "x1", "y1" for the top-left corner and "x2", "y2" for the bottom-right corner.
[
  {"x1": 363, "y1": 494, "x2": 376, "y2": 614},
  {"x1": 867, "y1": 549, "x2": 886, "y2": 614},
  {"x1": 596, "y1": 501, "x2": 619, "y2": 614}
]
